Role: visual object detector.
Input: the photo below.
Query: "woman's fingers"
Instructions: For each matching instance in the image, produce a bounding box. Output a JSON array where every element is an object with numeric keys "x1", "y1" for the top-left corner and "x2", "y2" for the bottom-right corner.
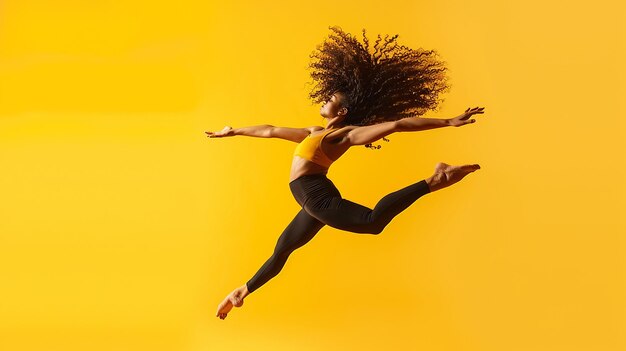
[
  {"x1": 469, "y1": 107, "x2": 485, "y2": 115},
  {"x1": 205, "y1": 131, "x2": 226, "y2": 137},
  {"x1": 205, "y1": 126, "x2": 233, "y2": 138},
  {"x1": 465, "y1": 106, "x2": 485, "y2": 115}
]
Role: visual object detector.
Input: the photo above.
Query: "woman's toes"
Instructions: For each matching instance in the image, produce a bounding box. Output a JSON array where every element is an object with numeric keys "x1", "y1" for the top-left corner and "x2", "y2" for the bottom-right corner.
[{"x1": 460, "y1": 164, "x2": 479, "y2": 171}]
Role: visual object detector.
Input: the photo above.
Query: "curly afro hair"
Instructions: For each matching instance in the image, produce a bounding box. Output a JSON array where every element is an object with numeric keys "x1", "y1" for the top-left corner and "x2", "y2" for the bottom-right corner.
[{"x1": 307, "y1": 26, "x2": 450, "y2": 149}]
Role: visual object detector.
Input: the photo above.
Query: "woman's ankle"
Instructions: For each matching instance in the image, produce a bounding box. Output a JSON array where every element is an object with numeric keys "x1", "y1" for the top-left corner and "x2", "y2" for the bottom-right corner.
[
  {"x1": 425, "y1": 173, "x2": 444, "y2": 192},
  {"x1": 240, "y1": 284, "x2": 250, "y2": 298}
]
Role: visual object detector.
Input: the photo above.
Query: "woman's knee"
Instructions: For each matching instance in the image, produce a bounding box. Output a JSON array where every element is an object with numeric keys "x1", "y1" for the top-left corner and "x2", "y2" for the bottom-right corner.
[
  {"x1": 304, "y1": 207, "x2": 386, "y2": 234},
  {"x1": 363, "y1": 215, "x2": 390, "y2": 234},
  {"x1": 368, "y1": 223, "x2": 385, "y2": 235},
  {"x1": 272, "y1": 249, "x2": 293, "y2": 261},
  {"x1": 345, "y1": 222, "x2": 385, "y2": 235}
]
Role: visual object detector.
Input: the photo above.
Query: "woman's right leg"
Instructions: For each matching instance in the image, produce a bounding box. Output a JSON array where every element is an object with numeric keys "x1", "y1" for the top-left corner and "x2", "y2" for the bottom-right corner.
[
  {"x1": 305, "y1": 163, "x2": 480, "y2": 234},
  {"x1": 217, "y1": 208, "x2": 325, "y2": 319},
  {"x1": 245, "y1": 208, "x2": 325, "y2": 294},
  {"x1": 306, "y1": 179, "x2": 431, "y2": 234}
]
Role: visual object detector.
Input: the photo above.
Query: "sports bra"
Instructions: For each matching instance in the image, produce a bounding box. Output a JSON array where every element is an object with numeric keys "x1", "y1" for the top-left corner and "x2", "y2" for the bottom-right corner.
[{"x1": 293, "y1": 128, "x2": 338, "y2": 168}]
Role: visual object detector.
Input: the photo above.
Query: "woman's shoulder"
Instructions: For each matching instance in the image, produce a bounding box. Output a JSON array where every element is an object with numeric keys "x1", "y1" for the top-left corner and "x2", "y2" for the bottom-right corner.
[
  {"x1": 332, "y1": 125, "x2": 358, "y2": 135},
  {"x1": 325, "y1": 125, "x2": 357, "y2": 143},
  {"x1": 309, "y1": 125, "x2": 357, "y2": 140},
  {"x1": 305, "y1": 126, "x2": 326, "y2": 134}
]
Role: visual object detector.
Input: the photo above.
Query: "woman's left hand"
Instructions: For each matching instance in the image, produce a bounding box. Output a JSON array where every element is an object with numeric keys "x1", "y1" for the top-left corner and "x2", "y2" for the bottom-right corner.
[{"x1": 448, "y1": 107, "x2": 485, "y2": 127}]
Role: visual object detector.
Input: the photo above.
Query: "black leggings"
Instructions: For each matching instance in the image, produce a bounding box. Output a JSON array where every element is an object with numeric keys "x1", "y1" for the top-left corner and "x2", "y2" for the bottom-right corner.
[{"x1": 246, "y1": 173, "x2": 431, "y2": 293}]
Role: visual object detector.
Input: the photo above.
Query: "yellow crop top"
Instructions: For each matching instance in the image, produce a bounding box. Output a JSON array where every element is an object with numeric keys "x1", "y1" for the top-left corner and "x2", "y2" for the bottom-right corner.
[{"x1": 293, "y1": 128, "x2": 337, "y2": 168}]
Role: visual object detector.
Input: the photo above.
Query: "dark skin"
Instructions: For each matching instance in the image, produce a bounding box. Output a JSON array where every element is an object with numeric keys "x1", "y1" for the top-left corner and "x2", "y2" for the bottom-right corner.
[
  {"x1": 206, "y1": 91, "x2": 485, "y2": 182},
  {"x1": 206, "y1": 92, "x2": 485, "y2": 319}
]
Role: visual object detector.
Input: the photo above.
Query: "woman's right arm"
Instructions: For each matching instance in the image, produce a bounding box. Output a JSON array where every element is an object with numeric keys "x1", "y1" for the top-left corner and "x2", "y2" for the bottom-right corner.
[
  {"x1": 205, "y1": 125, "x2": 321, "y2": 143},
  {"x1": 205, "y1": 125, "x2": 272, "y2": 138}
]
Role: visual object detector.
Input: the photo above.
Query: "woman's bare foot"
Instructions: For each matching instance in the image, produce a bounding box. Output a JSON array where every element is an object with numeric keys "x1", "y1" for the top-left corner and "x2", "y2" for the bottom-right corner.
[
  {"x1": 426, "y1": 162, "x2": 480, "y2": 192},
  {"x1": 216, "y1": 284, "x2": 249, "y2": 320}
]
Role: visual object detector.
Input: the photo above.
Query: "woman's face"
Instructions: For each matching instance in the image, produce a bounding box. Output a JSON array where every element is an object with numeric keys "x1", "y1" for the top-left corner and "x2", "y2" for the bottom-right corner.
[{"x1": 320, "y1": 91, "x2": 347, "y2": 119}]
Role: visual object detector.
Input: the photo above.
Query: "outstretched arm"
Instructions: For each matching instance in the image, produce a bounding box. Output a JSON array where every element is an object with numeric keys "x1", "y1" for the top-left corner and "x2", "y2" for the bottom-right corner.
[
  {"x1": 345, "y1": 107, "x2": 485, "y2": 146},
  {"x1": 205, "y1": 125, "x2": 323, "y2": 143},
  {"x1": 398, "y1": 107, "x2": 485, "y2": 132}
]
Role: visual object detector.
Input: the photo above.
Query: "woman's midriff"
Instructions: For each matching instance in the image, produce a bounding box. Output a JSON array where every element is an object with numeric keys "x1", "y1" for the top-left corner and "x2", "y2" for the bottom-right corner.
[{"x1": 289, "y1": 156, "x2": 329, "y2": 182}]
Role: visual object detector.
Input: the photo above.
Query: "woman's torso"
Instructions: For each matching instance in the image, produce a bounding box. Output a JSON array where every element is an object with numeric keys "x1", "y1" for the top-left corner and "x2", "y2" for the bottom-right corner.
[{"x1": 289, "y1": 127, "x2": 352, "y2": 182}]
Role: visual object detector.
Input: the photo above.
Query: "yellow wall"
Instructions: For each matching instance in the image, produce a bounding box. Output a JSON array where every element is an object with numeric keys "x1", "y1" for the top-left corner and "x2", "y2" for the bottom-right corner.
[{"x1": 1, "y1": 1, "x2": 624, "y2": 350}]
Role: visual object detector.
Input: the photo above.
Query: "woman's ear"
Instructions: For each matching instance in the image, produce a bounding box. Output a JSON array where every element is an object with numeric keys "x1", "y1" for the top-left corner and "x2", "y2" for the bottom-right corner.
[{"x1": 338, "y1": 107, "x2": 348, "y2": 116}]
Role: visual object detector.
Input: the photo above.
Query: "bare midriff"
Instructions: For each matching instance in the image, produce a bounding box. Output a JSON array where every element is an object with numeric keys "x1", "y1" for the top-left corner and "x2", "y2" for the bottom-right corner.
[{"x1": 289, "y1": 156, "x2": 330, "y2": 182}]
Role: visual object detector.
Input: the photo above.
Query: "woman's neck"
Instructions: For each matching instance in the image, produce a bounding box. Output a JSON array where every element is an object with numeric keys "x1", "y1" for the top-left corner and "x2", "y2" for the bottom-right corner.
[{"x1": 325, "y1": 121, "x2": 346, "y2": 129}]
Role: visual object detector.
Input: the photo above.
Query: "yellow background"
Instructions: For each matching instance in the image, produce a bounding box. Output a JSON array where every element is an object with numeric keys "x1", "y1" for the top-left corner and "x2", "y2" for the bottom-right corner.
[{"x1": 1, "y1": 1, "x2": 624, "y2": 350}]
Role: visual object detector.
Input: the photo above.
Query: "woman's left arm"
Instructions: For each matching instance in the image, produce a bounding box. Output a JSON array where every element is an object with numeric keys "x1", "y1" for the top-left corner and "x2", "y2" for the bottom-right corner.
[
  {"x1": 397, "y1": 106, "x2": 485, "y2": 132},
  {"x1": 345, "y1": 106, "x2": 485, "y2": 146}
]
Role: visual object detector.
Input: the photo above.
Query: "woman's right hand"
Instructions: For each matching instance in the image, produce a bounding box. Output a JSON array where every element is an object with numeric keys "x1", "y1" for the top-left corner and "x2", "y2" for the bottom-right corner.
[{"x1": 205, "y1": 126, "x2": 235, "y2": 138}]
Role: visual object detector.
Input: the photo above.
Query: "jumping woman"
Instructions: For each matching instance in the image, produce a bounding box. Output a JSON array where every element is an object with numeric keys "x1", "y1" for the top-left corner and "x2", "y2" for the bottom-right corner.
[{"x1": 206, "y1": 26, "x2": 485, "y2": 320}]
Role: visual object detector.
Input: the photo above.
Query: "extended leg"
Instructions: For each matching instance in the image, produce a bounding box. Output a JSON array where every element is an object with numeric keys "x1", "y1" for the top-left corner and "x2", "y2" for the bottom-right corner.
[
  {"x1": 305, "y1": 162, "x2": 480, "y2": 234},
  {"x1": 216, "y1": 208, "x2": 324, "y2": 319},
  {"x1": 306, "y1": 179, "x2": 431, "y2": 234}
]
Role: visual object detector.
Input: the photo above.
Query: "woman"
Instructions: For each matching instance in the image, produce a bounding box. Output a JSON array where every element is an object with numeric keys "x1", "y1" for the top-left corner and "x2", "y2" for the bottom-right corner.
[{"x1": 206, "y1": 26, "x2": 485, "y2": 320}]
